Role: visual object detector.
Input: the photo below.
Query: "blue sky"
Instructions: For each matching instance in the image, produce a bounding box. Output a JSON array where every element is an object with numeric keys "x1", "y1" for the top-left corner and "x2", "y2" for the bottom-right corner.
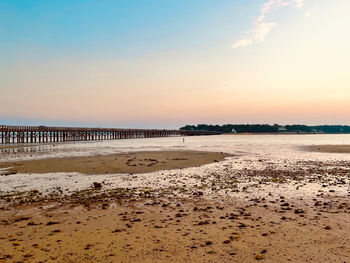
[
  {"x1": 1, "y1": 0, "x2": 350, "y2": 128},
  {"x1": 0, "y1": 0, "x2": 255, "y2": 59}
]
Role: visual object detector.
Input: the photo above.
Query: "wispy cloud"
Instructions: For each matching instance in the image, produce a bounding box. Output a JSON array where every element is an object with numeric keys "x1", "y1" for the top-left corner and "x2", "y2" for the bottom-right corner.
[
  {"x1": 233, "y1": 22, "x2": 276, "y2": 48},
  {"x1": 233, "y1": 0, "x2": 305, "y2": 48}
]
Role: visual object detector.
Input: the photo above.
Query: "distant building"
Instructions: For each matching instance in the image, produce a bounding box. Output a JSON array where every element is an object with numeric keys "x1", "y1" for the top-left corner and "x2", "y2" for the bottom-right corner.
[
  {"x1": 278, "y1": 126, "x2": 287, "y2": 132},
  {"x1": 231, "y1": 128, "x2": 237, "y2": 133}
]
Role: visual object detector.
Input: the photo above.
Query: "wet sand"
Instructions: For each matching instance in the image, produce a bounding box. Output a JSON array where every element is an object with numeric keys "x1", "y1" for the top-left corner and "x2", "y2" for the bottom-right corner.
[
  {"x1": 1, "y1": 149, "x2": 350, "y2": 262},
  {"x1": 304, "y1": 145, "x2": 350, "y2": 153},
  {"x1": 0, "y1": 151, "x2": 230, "y2": 175},
  {"x1": 1, "y1": 188, "x2": 350, "y2": 263},
  {"x1": 0, "y1": 200, "x2": 349, "y2": 263}
]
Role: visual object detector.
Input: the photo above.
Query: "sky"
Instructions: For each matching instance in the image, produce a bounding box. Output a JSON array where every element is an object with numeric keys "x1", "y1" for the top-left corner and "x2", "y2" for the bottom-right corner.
[{"x1": 0, "y1": 0, "x2": 349, "y2": 129}]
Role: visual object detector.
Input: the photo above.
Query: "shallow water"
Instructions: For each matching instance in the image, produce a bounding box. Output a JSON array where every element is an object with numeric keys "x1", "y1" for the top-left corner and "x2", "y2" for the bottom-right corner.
[{"x1": 1, "y1": 134, "x2": 350, "y2": 162}]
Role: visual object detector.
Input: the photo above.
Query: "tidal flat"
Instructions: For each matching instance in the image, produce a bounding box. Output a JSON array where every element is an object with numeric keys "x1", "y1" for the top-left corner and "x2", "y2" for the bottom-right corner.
[{"x1": 1, "y1": 135, "x2": 350, "y2": 262}]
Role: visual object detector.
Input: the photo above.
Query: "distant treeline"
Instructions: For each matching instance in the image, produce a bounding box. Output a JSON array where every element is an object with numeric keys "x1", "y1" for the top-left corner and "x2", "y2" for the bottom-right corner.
[{"x1": 180, "y1": 124, "x2": 350, "y2": 134}]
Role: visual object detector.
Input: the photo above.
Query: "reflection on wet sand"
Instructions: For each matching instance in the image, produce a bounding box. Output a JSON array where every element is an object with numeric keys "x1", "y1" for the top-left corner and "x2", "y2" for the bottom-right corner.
[{"x1": 0, "y1": 144, "x2": 88, "y2": 161}]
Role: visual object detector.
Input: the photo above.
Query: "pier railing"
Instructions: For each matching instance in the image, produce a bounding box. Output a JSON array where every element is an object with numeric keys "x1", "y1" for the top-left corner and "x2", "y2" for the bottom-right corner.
[{"x1": 0, "y1": 125, "x2": 219, "y2": 144}]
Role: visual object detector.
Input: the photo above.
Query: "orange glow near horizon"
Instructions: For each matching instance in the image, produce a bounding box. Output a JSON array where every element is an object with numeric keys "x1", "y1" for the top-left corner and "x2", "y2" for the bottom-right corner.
[{"x1": 1, "y1": 0, "x2": 350, "y2": 128}]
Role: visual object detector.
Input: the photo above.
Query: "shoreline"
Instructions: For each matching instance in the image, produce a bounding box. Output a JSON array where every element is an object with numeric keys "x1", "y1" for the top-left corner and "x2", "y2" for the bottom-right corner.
[{"x1": 1, "y1": 132, "x2": 350, "y2": 150}]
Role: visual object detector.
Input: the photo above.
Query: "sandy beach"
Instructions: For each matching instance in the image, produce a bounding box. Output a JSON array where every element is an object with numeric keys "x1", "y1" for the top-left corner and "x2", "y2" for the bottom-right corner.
[
  {"x1": 1, "y1": 195, "x2": 349, "y2": 263},
  {"x1": 0, "y1": 150, "x2": 230, "y2": 175},
  {"x1": 1, "y1": 139, "x2": 350, "y2": 262}
]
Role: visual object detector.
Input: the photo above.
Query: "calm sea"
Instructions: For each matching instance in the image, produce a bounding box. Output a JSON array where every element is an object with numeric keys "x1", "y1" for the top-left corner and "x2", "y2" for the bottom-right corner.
[{"x1": 1, "y1": 134, "x2": 350, "y2": 162}]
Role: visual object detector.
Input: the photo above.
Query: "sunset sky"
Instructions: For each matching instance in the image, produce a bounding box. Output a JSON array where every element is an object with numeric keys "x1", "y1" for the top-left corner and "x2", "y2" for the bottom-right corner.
[{"x1": 1, "y1": 0, "x2": 349, "y2": 128}]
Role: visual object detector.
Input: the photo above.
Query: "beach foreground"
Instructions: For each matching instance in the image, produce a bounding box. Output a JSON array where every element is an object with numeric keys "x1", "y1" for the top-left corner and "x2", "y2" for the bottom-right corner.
[
  {"x1": 1, "y1": 195, "x2": 350, "y2": 263},
  {"x1": 1, "y1": 138, "x2": 350, "y2": 262}
]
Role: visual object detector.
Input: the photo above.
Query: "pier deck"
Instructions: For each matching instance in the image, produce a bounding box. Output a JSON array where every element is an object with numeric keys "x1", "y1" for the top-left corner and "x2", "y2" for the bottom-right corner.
[{"x1": 0, "y1": 125, "x2": 219, "y2": 144}]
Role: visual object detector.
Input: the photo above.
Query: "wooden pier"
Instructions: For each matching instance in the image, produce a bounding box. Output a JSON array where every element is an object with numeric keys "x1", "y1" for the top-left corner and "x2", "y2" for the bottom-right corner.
[{"x1": 0, "y1": 125, "x2": 219, "y2": 144}]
